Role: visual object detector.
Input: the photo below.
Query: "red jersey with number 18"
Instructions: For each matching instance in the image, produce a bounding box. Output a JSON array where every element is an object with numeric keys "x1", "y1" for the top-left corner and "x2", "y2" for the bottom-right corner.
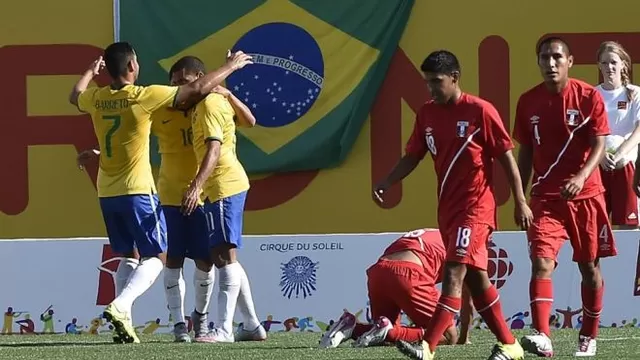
[
  {"x1": 513, "y1": 79, "x2": 610, "y2": 200},
  {"x1": 405, "y1": 93, "x2": 514, "y2": 231}
]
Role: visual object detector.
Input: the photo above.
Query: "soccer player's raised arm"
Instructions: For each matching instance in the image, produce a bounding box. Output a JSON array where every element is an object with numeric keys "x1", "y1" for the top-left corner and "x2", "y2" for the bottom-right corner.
[
  {"x1": 213, "y1": 86, "x2": 256, "y2": 127},
  {"x1": 373, "y1": 117, "x2": 425, "y2": 204},
  {"x1": 483, "y1": 103, "x2": 532, "y2": 229},
  {"x1": 173, "y1": 51, "x2": 253, "y2": 111},
  {"x1": 69, "y1": 57, "x2": 105, "y2": 110}
]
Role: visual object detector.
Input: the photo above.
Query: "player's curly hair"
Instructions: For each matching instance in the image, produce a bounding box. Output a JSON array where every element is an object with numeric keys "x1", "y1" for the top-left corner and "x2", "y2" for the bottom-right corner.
[
  {"x1": 420, "y1": 50, "x2": 461, "y2": 75},
  {"x1": 597, "y1": 41, "x2": 636, "y2": 101},
  {"x1": 103, "y1": 42, "x2": 136, "y2": 78},
  {"x1": 169, "y1": 56, "x2": 206, "y2": 79}
]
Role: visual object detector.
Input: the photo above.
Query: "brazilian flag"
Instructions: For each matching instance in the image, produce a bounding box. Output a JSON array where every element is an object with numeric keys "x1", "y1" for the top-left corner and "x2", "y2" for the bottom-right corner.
[{"x1": 121, "y1": 0, "x2": 414, "y2": 173}]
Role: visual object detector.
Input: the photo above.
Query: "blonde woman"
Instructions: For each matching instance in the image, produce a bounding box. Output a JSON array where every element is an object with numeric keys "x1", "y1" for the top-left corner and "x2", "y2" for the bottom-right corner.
[{"x1": 596, "y1": 41, "x2": 640, "y2": 230}]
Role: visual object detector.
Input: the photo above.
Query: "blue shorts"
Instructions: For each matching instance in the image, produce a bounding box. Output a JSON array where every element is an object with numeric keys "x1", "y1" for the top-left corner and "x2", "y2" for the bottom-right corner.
[
  {"x1": 203, "y1": 191, "x2": 247, "y2": 249},
  {"x1": 99, "y1": 194, "x2": 167, "y2": 257},
  {"x1": 164, "y1": 205, "x2": 210, "y2": 261}
]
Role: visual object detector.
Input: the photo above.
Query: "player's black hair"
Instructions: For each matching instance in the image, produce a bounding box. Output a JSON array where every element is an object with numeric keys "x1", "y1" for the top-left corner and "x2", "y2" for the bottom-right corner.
[
  {"x1": 169, "y1": 56, "x2": 206, "y2": 79},
  {"x1": 103, "y1": 42, "x2": 136, "y2": 78},
  {"x1": 420, "y1": 50, "x2": 461, "y2": 75},
  {"x1": 537, "y1": 37, "x2": 572, "y2": 56}
]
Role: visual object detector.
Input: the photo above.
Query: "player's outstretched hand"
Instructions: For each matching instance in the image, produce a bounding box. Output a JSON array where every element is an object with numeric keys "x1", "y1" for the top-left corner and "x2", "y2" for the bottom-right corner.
[
  {"x1": 226, "y1": 50, "x2": 253, "y2": 71},
  {"x1": 88, "y1": 56, "x2": 105, "y2": 76},
  {"x1": 514, "y1": 200, "x2": 533, "y2": 230},
  {"x1": 181, "y1": 182, "x2": 201, "y2": 216},
  {"x1": 561, "y1": 174, "x2": 586, "y2": 200},
  {"x1": 77, "y1": 149, "x2": 100, "y2": 170}
]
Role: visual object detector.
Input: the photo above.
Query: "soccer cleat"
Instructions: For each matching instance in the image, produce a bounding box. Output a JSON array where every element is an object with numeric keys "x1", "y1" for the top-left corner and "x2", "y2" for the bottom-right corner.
[
  {"x1": 173, "y1": 322, "x2": 191, "y2": 343},
  {"x1": 574, "y1": 335, "x2": 596, "y2": 357},
  {"x1": 521, "y1": 330, "x2": 554, "y2": 357},
  {"x1": 354, "y1": 316, "x2": 393, "y2": 348},
  {"x1": 487, "y1": 341, "x2": 525, "y2": 360},
  {"x1": 103, "y1": 303, "x2": 140, "y2": 344},
  {"x1": 396, "y1": 340, "x2": 434, "y2": 360},
  {"x1": 318, "y1": 312, "x2": 356, "y2": 349},
  {"x1": 190, "y1": 310, "x2": 208, "y2": 339},
  {"x1": 235, "y1": 324, "x2": 267, "y2": 341},
  {"x1": 202, "y1": 328, "x2": 235, "y2": 343}
]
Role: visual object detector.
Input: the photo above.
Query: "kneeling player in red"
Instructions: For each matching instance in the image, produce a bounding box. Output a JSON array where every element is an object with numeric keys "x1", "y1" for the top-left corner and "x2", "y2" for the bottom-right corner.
[
  {"x1": 319, "y1": 229, "x2": 458, "y2": 348},
  {"x1": 375, "y1": 50, "x2": 531, "y2": 360},
  {"x1": 515, "y1": 37, "x2": 617, "y2": 358}
]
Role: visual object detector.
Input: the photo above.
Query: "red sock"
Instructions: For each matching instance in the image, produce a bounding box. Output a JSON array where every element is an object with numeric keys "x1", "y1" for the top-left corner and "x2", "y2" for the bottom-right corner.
[
  {"x1": 473, "y1": 286, "x2": 515, "y2": 345},
  {"x1": 352, "y1": 324, "x2": 372, "y2": 339},
  {"x1": 424, "y1": 296, "x2": 460, "y2": 352},
  {"x1": 530, "y1": 278, "x2": 553, "y2": 336},
  {"x1": 580, "y1": 282, "x2": 604, "y2": 338},
  {"x1": 387, "y1": 326, "x2": 425, "y2": 343}
]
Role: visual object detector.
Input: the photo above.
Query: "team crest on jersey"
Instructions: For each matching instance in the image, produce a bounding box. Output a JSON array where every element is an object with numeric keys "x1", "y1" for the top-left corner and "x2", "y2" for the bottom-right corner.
[
  {"x1": 456, "y1": 121, "x2": 469, "y2": 138},
  {"x1": 565, "y1": 109, "x2": 580, "y2": 126},
  {"x1": 618, "y1": 101, "x2": 628, "y2": 110}
]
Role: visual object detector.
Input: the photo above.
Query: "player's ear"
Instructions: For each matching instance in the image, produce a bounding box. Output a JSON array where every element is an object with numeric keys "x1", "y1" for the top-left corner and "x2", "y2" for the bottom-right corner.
[
  {"x1": 451, "y1": 71, "x2": 460, "y2": 84},
  {"x1": 197, "y1": 71, "x2": 205, "y2": 79},
  {"x1": 567, "y1": 55, "x2": 574, "y2": 68},
  {"x1": 127, "y1": 60, "x2": 135, "y2": 72}
]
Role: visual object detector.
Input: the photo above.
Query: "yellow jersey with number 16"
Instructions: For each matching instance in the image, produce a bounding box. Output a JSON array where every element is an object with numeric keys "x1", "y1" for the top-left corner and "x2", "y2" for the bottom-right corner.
[
  {"x1": 77, "y1": 84, "x2": 178, "y2": 198},
  {"x1": 191, "y1": 93, "x2": 249, "y2": 203},
  {"x1": 151, "y1": 108, "x2": 199, "y2": 207}
]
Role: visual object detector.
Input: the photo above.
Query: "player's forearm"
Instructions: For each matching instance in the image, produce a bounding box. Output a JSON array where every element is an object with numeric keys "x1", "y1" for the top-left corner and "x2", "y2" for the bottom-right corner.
[
  {"x1": 516, "y1": 145, "x2": 533, "y2": 193},
  {"x1": 175, "y1": 64, "x2": 236, "y2": 110},
  {"x1": 577, "y1": 136, "x2": 606, "y2": 179},
  {"x1": 614, "y1": 125, "x2": 640, "y2": 162},
  {"x1": 69, "y1": 70, "x2": 95, "y2": 106},
  {"x1": 380, "y1": 155, "x2": 420, "y2": 188},
  {"x1": 497, "y1": 150, "x2": 527, "y2": 204},
  {"x1": 229, "y1": 94, "x2": 256, "y2": 127},
  {"x1": 192, "y1": 143, "x2": 220, "y2": 189}
]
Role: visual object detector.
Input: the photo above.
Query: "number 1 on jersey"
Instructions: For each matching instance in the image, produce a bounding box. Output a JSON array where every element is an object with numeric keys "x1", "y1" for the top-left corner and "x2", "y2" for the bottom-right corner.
[{"x1": 103, "y1": 115, "x2": 121, "y2": 157}]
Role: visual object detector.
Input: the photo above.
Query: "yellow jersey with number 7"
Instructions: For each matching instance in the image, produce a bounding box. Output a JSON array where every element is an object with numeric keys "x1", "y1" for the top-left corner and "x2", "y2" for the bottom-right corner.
[
  {"x1": 77, "y1": 84, "x2": 179, "y2": 197},
  {"x1": 151, "y1": 108, "x2": 199, "y2": 206}
]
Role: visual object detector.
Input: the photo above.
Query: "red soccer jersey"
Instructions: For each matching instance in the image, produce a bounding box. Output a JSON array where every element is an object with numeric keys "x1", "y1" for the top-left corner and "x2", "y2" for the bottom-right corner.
[
  {"x1": 513, "y1": 79, "x2": 610, "y2": 200},
  {"x1": 382, "y1": 228, "x2": 445, "y2": 284},
  {"x1": 405, "y1": 93, "x2": 514, "y2": 231}
]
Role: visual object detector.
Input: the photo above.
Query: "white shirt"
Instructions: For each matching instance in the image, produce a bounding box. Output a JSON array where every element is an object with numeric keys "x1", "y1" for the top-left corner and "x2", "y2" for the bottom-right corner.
[{"x1": 596, "y1": 84, "x2": 640, "y2": 162}]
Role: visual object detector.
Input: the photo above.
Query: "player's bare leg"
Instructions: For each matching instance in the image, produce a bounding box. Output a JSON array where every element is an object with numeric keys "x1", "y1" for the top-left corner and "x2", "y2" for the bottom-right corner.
[
  {"x1": 575, "y1": 259, "x2": 603, "y2": 356},
  {"x1": 521, "y1": 257, "x2": 555, "y2": 357},
  {"x1": 206, "y1": 244, "x2": 265, "y2": 342},
  {"x1": 457, "y1": 285, "x2": 474, "y2": 344}
]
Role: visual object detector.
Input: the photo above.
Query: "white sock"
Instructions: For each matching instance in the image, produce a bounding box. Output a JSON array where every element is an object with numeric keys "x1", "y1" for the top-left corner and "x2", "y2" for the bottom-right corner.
[
  {"x1": 236, "y1": 263, "x2": 261, "y2": 330},
  {"x1": 193, "y1": 268, "x2": 215, "y2": 314},
  {"x1": 114, "y1": 257, "x2": 163, "y2": 311},
  {"x1": 163, "y1": 268, "x2": 186, "y2": 324},
  {"x1": 115, "y1": 258, "x2": 138, "y2": 296},
  {"x1": 217, "y1": 262, "x2": 242, "y2": 335}
]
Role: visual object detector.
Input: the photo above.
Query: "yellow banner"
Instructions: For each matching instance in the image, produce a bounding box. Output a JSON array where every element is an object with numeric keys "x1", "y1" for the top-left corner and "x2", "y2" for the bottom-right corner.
[{"x1": 2, "y1": 0, "x2": 640, "y2": 238}]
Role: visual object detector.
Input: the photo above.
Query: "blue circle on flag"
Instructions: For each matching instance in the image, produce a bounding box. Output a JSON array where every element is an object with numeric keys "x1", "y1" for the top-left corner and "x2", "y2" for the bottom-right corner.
[{"x1": 228, "y1": 22, "x2": 324, "y2": 128}]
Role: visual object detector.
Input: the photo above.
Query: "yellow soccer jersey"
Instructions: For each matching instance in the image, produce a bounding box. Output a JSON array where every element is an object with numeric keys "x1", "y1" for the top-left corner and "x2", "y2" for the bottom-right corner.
[
  {"x1": 78, "y1": 84, "x2": 178, "y2": 197},
  {"x1": 151, "y1": 108, "x2": 199, "y2": 207},
  {"x1": 191, "y1": 93, "x2": 250, "y2": 202}
]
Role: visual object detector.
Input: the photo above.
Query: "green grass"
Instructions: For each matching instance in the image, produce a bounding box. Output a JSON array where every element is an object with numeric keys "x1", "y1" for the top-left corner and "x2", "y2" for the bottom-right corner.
[{"x1": 1, "y1": 328, "x2": 639, "y2": 359}]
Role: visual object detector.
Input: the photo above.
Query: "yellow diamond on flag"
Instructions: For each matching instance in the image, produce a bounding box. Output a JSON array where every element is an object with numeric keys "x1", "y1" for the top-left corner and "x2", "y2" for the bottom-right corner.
[{"x1": 159, "y1": 0, "x2": 379, "y2": 154}]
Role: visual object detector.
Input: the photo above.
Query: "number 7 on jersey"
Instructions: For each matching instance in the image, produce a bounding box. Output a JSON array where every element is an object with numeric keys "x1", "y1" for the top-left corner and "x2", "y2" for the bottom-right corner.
[{"x1": 103, "y1": 115, "x2": 121, "y2": 157}]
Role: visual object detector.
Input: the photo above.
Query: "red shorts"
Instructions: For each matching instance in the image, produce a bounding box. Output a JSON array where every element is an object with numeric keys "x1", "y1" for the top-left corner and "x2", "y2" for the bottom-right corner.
[
  {"x1": 441, "y1": 223, "x2": 491, "y2": 270},
  {"x1": 600, "y1": 163, "x2": 639, "y2": 226},
  {"x1": 366, "y1": 259, "x2": 440, "y2": 328},
  {"x1": 527, "y1": 195, "x2": 617, "y2": 263}
]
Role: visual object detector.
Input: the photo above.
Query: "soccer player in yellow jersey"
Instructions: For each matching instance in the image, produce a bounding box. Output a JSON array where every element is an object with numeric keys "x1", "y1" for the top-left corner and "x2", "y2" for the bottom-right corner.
[
  {"x1": 68, "y1": 42, "x2": 252, "y2": 344},
  {"x1": 174, "y1": 57, "x2": 265, "y2": 343}
]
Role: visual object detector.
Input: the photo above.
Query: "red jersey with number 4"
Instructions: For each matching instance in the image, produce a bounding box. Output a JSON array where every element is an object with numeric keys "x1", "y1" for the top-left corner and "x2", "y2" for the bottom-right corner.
[
  {"x1": 513, "y1": 79, "x2": 610, "y2": 200},
  {"x1": 382, "y1": 228, "x2": 446, "y2": 284},
  {"x1": 405, "y1": 93, "x2": 514, "y2": 231}
]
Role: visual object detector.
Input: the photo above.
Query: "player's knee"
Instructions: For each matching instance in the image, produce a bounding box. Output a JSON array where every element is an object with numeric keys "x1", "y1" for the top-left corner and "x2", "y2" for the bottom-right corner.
[
  {"x1": 531, "y1": 257, "x2": 554, "y2": 278},
  {"x1": 195, "y1": 259, "x2": 213, "y2": 272},
  {"x1": 577, "y1": 261, "x2": 601, "y2": 286},
  {"x1": 166, "y1": 257, "x2": 184, "y2": 269},
  {"x1": 211, "y1": 245, "x2": 237, "y2": 268},
  {"x1": 442, "y1": 263, "x2": 466, "y2": 294}
]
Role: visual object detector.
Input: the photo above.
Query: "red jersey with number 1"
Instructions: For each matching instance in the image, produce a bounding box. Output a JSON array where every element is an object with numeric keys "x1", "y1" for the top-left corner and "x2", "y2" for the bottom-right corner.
[
  {"x1": 405, "y1": 93, "x2": 514, "y2": 231},
  {"x1": 513, "y1": 79, "x2": 610, "y2": 200},
  {"x1": 382, "y1": 228, "x2": 446, "y2": 284}
]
